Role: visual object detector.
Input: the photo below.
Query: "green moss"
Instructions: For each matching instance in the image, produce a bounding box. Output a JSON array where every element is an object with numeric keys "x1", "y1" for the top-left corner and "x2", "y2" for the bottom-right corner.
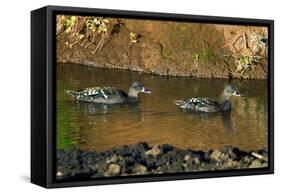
[
  {"x1": 171, "y1": 30, "x2": 177, "y2": 38},
  {"x1": 163, "y1": 47, "x2": 173, "y2": 58},
  {"x1": 202, "y1": 48, "x2": 216, "y2": 61},
  {"x1": 192, "y1": 54, "x2": 200, "y2": 62},
  {"x1": 193, "y1": 48, "x2": 216, "y2": 64},
  {"x1": 234, "y1": 55, "x2": 263, "y2": 75},
  {"x1": 181, "y1": 38, "x2": 189, "y2": 50},
  {"x1": 179, "y1": 24, "x2": 189, "y2": 32},
  {"x1": 171, "y1": 24, "x2": 190, "y2": 38}
]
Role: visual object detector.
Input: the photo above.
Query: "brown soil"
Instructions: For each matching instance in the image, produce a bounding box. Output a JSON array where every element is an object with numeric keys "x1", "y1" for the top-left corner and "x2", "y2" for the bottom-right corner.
[{"x1": 56, "y1": 17, "x2": 268, "y2": 79}]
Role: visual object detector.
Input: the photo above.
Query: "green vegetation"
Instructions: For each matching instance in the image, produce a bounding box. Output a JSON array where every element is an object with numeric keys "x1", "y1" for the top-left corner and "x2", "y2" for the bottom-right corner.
[
  {"x1": 56, "y1": 84, "x2": 80, "y2": 150},
  {"x1": 128, "y1": 32, "x2": 141, "y2": 48},
  {"x1": 181, "y1": 38, "x2": 189, "y2": 50},
  {"x1": 56, "y1": 15, "x2": 109, "y2": 54},
  {"x1": 162, "y1": 47, "x2": 173, "y2": 58},
  {"x1": 192, "y1": 48, "x2": 216, "y2": 68},
  {"x1": 57, "y1": 110, "x2": 74, "y2": 150},
  {"x1": 130, "y1": 32, "x2": 138, "y2": 44},
  {"x1": 194, "y1": 48, "x2": 216, "y2": 62},
  {"x1": 56, "y1": 15, "x2": 268, "y2": 79},
  {"x1": 251, "y1": 32, "x2": 268, "y2": 54},
  {"x1": 179, "y1": 24, "x2": 189, "y2": 32},
  {"x1": 64, "y1": 16, "x2": 76, "y2": 33},
  {"x1": 234, "y1": 55, "x2": 262, "y2": 76}
]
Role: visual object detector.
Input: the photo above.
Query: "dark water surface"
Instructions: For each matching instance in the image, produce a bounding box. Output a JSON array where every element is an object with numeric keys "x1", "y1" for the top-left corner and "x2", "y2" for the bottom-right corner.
[{"x1": 57, "y1": 63, "x2": 268, "y2": 152}]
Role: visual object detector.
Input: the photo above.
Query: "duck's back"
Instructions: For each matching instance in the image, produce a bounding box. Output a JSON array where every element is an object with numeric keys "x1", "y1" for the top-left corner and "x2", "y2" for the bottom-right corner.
[
  {"x1": 66, "y1": 87, "x2": 128, "y2": 104},
  {"x1": 175, "y1": 97, "x2": 221, "y2": 112}
]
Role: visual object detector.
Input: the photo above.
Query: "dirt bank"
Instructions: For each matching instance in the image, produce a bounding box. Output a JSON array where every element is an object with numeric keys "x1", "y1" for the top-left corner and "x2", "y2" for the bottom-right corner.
[
  {"x1": 56, "y1": 16, "x2": 268, "y2": 79},
  {"x1": 56, "y1": 142, "x2": 268, "y2": 180}
]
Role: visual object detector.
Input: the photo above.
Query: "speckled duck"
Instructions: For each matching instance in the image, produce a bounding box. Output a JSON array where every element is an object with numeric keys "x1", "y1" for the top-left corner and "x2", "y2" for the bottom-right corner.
[
  {"x1": 174, "y1": 84, "x2": 240, "y2": 112},
  {"x1": 65, "y1": 82, "x2": 151, "y2": 104}
]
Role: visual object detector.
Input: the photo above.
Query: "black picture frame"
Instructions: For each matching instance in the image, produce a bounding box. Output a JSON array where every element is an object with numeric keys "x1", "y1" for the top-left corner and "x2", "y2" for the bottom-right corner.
[{"x1": 31, "y1": 5, "x2": 274, "y2": 188}]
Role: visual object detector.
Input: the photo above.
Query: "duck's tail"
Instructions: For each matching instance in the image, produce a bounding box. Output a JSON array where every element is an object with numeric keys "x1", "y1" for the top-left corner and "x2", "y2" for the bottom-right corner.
[
  {"x1": 64, "y1": 90, "x2": 78, "y2": 98},
  {"x1": 172, "y1": 100, "x2": 183, "y2": 106}
]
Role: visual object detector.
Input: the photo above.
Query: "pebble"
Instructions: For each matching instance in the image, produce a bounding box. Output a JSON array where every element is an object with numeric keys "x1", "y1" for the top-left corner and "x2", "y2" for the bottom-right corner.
[
  {"x1": 104, "y1": 164, "x2": 121, "y2": 176},
  {"x1": 132, "y1": 165, "x2": 147, "y2": 174},
  {"x1": 145, "y1": 146, "x2": 161, "y2": 157},
  {"x1": 249, "y1": 160, "x2": 263, "y2": 168}
]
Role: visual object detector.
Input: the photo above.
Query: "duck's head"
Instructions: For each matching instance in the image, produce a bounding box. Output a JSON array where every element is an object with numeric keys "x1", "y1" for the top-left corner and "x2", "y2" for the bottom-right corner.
[
  {"x1": 128, "y1": 82, "x2": 151, "y2": 97},
  {"x1": 222, "y1": 84, "x2": 240, "y2": 99}
]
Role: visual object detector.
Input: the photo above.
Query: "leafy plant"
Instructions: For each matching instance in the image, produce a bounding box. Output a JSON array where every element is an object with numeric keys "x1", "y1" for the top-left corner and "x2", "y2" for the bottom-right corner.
[
  {"x1": 130, "y1": 32, "x2": 138, "y2": 44},
  {"x1": 65, "y1": 16, "x2": 76, "y2": 33},
  {"x1": 250, "y1": 32, "x2": 268, "y2": 55},
  {"x1": 86, "y1": 17, "x2": 109, "y2": 54},
  {"x1": 56, "y1": 15, "x2": 110, "y2": 54},
  {"x1": 56, "y1": 16, "x2": 77, "y2": 38},
  {"x1": 235, "y1": 55, "x2": 262, "y2": 76},
  {"x1": 128, "y1": 32, "x2": 141, "y2": 48}
]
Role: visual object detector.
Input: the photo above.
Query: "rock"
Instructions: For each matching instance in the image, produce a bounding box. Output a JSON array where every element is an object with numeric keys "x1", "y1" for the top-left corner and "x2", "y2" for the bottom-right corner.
[
  {"x1": 106, "y1": 155, "x2": 118, "y2": 163},
  {"x1": 159, "y1": 144, "x2": 174, "y2": 153},
  {"x1": 145, "y1": 146, "x2": 161, "y2": 157},
  {"x1": 104, "y1": 164, "x2": 121, "y2": 176},
  {"x1": 132, "y1": 165, "x2": 147, "y2": 174},
  {"x1": 124, "y1": 156, "x2": 136, "y2": 166},
  {"x1": 249, "y1": 160, "x2": 263, "y2": 168},
  {"x1": 251, "y1": 152, "x2": 267, "y2": 162},
  {"x1": 169, "y1": 162, "x2": 185, "y2": 172},
  {"x1": 210, "y1": 149, "x2": 227, "y2": 161},
  {"x1": 210, "y1": 149, "x2": 221, "y2": 161},
  {"x1": 144, "y1": 157, "x2": 157, "y2": 170},
  {"x1": 57, "y1": 149, "x2": 66, "y2": 160},
  {"x1": 223, "y1": 159, "x2": 238, "y2": 168},
  {"x1": 193, "y1": 157, "x2": 200, "y2": 165},
  {"x1": 137, "y1": 142, "x2": 150, "y2": 151},
  {"x1": 184, "y1": 154, "x2": 191, "y2": 161},
  {"x1": 56, "y1": 171, "x2": 63, "y2": 177},
  {"x1": 56, "y1": 142, "x2": 269, "y2": 179}
]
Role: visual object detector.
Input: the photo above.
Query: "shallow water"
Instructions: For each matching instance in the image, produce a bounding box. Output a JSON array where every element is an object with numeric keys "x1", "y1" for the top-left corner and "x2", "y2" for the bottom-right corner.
[{"x1": 56, "y1": 63, "x2": 268, "y2": 152}]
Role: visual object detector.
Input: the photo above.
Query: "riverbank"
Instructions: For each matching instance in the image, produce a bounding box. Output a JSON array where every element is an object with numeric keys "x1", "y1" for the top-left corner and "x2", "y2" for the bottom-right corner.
[
  {"x1": 56, "y1": 17, "x2": 268, "y2": 79},
  {"x1": 56, "y1": 142, "x2": 268, "y2": 180}
]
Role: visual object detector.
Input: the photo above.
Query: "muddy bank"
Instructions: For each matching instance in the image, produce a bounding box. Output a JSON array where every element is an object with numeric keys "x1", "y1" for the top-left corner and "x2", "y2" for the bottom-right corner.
[
  {"x1": 56, "y1": 142, "x2": 268, "y2": 180},
  {"x1": 56, "y1": 16, "x2": 268, "y2": 79}
]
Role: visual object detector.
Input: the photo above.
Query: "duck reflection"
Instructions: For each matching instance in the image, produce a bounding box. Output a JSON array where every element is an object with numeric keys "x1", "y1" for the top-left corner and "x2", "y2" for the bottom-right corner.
[
  {"x1": 180, "y1": 109, "x2": 235, "y2": 131},
  {"x1": 74, "y1": 101, "x2": 141, "y2": 115},
  {"x1": 221, "y1": 110, "x2": 236, "y2": 131}
]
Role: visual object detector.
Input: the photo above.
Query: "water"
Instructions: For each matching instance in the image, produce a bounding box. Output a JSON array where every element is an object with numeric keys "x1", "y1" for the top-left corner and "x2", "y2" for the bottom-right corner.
[{"x1": 56, "y1": 63, "x2": 268, "y2": 152}]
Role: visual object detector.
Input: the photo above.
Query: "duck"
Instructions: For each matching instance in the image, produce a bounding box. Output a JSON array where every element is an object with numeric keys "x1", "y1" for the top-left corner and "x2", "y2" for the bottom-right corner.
[
  {"x1": 64, "y1": 82, "x2": 151, "y2": 104},
  {"x1": 174, "y1": 84, "x2": 240, "y2": 113}
]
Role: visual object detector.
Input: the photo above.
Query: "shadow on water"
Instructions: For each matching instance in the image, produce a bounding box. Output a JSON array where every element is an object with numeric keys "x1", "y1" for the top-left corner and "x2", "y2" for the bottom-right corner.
[
  {"x1": 180, "y1": 109, "x2": 234, "y2": 131},
  {"x1": 56, "y1": 63, "x2": 268, "y2": 152}
]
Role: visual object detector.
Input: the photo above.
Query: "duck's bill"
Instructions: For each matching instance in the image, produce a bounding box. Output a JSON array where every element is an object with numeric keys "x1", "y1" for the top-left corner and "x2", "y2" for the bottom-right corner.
[
  {"x1": 141, "y1": 87, "x2": 151, "y2": 94},
  {"x1": 233, "y1": 91, "x2": 241, "y2": 96}
]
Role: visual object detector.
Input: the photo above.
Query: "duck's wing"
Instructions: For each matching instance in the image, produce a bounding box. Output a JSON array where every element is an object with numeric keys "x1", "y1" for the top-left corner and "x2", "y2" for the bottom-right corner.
[
  {"x1": 77, "y1": 87, "x2": 127, "y2": 99},
  {"x1": 195, "y1": 98, "x2": 221, "y2": 112},
  {"x1": 174, "y1": 97, "x2": 220, "y2": 112}
]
